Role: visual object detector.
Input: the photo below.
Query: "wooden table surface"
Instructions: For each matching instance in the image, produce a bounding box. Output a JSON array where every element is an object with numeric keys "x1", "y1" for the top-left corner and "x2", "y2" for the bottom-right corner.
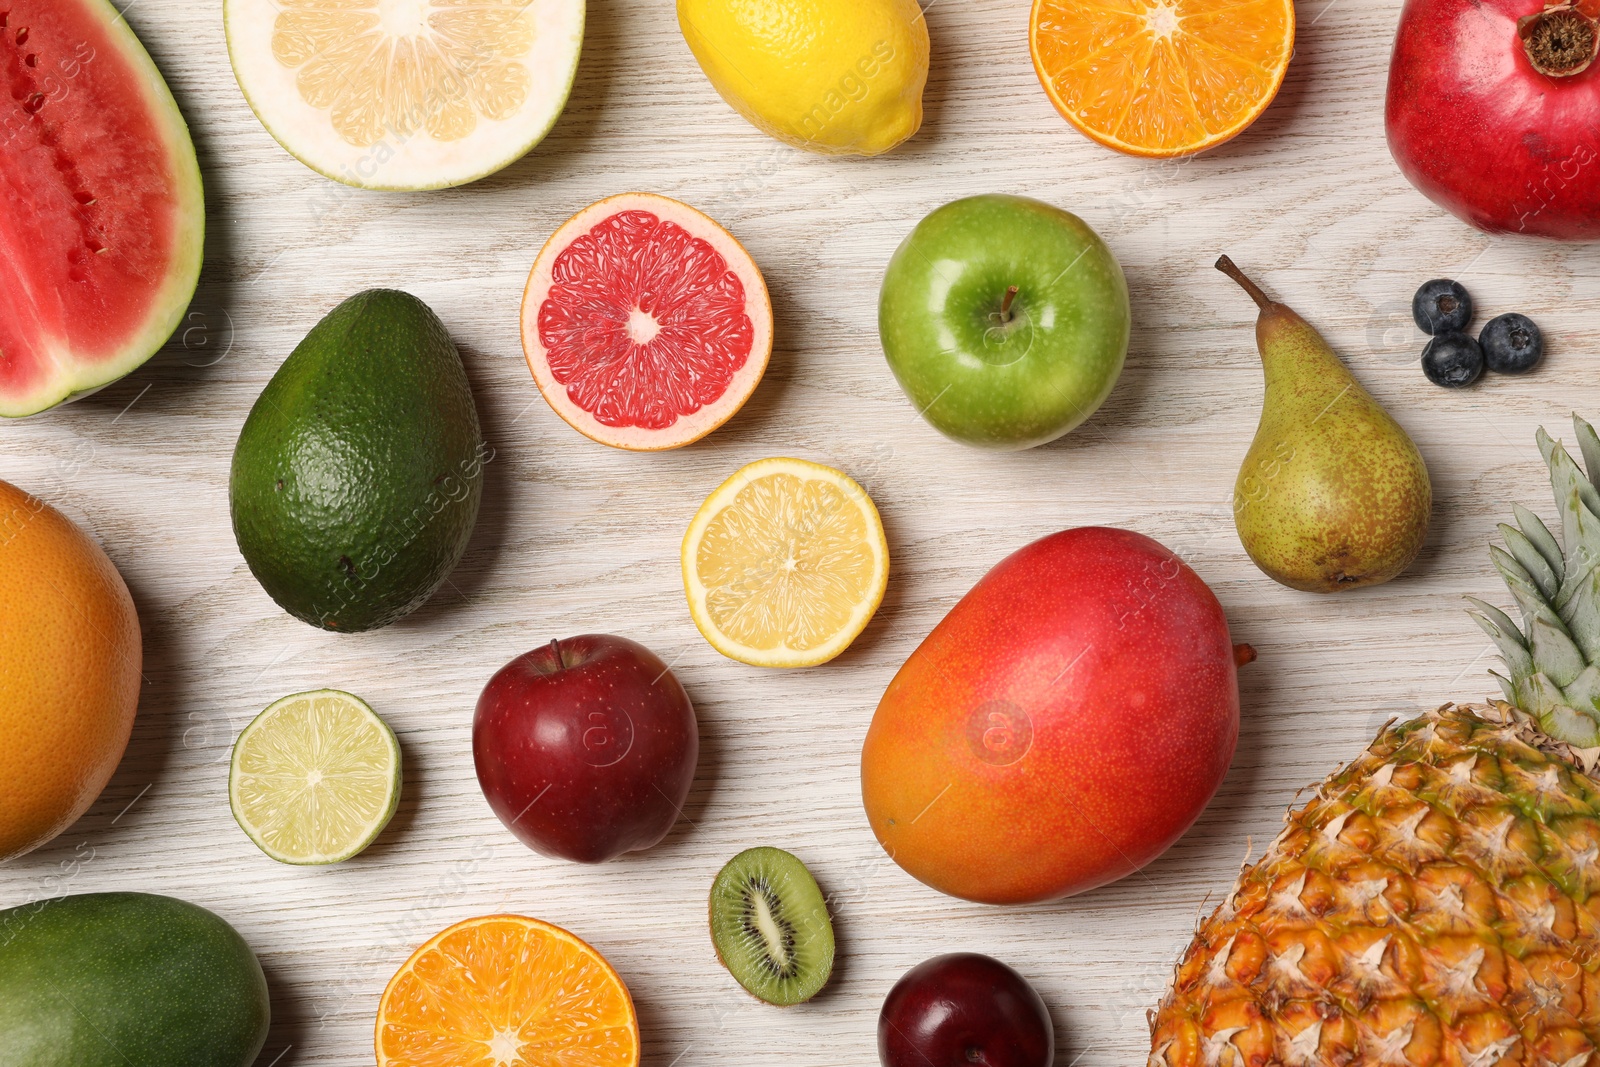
[{"x1": 4, "y1": 0, "x2": 1597, "y2": 1064}]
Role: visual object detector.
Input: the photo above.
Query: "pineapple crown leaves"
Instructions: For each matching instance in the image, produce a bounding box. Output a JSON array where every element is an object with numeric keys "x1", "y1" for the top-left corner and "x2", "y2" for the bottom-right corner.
[{"x1": 1468, "y1": 414, "x2": 1600, "y2": 750}]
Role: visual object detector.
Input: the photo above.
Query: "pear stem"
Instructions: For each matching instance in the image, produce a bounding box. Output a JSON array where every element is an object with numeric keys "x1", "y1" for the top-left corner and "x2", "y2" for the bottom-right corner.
[
  {"x1": 1000, "y1": 285, "x2": 1020, "y2": 323},
  {"x1": 1215, "y1": 255, "x2": 1273, "y2": 311}
]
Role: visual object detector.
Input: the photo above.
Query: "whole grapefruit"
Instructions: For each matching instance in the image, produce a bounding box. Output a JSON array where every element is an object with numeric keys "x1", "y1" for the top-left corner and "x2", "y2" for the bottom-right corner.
[
  {"x1": 860, "y1": 527, "x2": 1246, "y2": 904},
  {"x1": 0, "y1": 480, "x2": 141, "y2": 861}
]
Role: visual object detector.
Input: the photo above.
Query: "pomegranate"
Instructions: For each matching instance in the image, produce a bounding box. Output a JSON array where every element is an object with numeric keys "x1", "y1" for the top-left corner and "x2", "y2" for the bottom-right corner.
[{"x1": 1387, "y1": 0, "x2": 1600, "y2": 238}]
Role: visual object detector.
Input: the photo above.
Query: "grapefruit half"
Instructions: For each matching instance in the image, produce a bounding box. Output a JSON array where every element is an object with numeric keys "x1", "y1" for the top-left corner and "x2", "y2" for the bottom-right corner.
[
  {"x1": 521, "y1": 193, "x2": 773, "y2": 451},
  {"x1": 0, "y1": 0, "x2": 204, "y2": 417},
  {"x1": 225, "y1": 0, "x2": 585, "y2": 191}
]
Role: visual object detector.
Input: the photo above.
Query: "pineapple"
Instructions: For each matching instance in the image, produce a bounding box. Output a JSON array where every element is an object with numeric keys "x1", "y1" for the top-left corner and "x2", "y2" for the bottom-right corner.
[{"x1": 1148, "y1": 417, "x2": 1600, "y2": 1067}]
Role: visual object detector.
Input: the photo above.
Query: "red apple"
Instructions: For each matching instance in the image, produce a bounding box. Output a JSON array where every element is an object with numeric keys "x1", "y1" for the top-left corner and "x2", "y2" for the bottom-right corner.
[
  {"x1": 879, "y1": 954, "x2": 1053, "y2": 1067},
  {"x1": 473, "y1": 635, "x2": 698, "y2": 863},
  {"x1": 861, "y1": 527, "x2": 1251, "y2": 903}
]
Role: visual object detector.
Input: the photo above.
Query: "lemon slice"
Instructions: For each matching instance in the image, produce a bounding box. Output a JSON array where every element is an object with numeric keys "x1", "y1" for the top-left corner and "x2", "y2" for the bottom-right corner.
[
  {"x1": 229, "y1": 690, "x2": 402, "y2": 865},
  {"x1": 224, "y1": 0, "x2": 585, "y2": 190},
  {"x1": 683, "y1": 458, "x2": 889, "y2": 668}
]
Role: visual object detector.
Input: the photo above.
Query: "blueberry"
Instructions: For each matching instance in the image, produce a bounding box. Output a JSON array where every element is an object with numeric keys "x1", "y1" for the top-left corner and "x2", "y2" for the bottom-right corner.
[
  {"x1": 1479, "y1": 312, "x2": 1543, "y2": 374},
  {"x1": 1412, "y1": 279, "x2": 1473, "y2": 334},
  {"x1": 1421, "y1": 332, "x2": 1484, "y2": 388}
]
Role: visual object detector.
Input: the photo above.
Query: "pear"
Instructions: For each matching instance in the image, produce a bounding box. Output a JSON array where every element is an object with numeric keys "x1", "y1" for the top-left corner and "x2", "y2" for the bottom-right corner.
[{"x1": 1216, "y1": 256, "x2": 1431, "y2": 592}]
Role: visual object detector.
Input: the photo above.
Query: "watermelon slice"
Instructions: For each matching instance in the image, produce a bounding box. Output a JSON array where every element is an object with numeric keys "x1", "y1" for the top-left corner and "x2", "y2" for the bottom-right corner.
[
  {"x1": 0, "y1": 0, "x2": 203, "y2": 417},
  {"x1": 520, "y1": 193, "x2": 772, "y2": 451}
]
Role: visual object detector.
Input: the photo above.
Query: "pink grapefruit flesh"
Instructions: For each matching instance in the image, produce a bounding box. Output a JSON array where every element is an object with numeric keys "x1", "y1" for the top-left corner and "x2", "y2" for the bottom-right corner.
[
  {"x1": 521, "y1": 193, "x2": 772, "y2": 451},
  {"x1": 0, "y1": 0, "x2": 204, "y2": 417}
]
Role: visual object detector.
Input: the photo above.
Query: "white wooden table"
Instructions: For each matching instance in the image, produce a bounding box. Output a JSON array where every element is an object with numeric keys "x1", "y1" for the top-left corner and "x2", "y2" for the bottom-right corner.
[{"x1": 4, "y1": 0, "x2": 1595, "y2": 1064}]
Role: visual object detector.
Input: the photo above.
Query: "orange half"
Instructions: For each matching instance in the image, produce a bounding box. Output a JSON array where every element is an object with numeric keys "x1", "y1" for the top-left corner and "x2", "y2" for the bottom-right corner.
[
  {"x1": 1030, "y1": 0, "x2": 1294, "y2": 157},
  {"x1": 376, "y1": 915, "x2": 640, "y2": 1067}
]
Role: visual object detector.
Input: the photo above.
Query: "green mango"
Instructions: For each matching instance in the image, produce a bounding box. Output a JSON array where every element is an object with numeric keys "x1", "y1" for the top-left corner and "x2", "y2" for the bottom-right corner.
[{"x1": 0, "y1": 892, "x2": 269, "y2": 1067}]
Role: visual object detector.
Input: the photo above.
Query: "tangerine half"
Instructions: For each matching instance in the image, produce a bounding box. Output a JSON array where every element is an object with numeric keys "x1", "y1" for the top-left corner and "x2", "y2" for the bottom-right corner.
[
  {"x1": 1030, "y1": 0, "x2": 1295, "y2": 157},
  {"x1": 376, "y1": 914, "x2": 639, "y2": 1067}
]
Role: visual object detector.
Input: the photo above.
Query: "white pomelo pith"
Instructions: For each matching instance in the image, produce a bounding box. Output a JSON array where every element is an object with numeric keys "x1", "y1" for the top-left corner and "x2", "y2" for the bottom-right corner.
[
  {"x1": 0, "y1": 0, "x2": 204, "y2": 418},
  {"x1": 224, "y1": 0, "x2": 584, "y2": 191},
  {"x1": 521, "y1": 193, "x2": 773, "y2": 451}
]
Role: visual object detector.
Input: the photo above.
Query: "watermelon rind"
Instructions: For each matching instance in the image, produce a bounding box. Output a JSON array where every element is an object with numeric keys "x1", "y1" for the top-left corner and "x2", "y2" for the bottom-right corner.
[
  {"x1": 1, "y1": 0, "x2": 205, "y2": 418},
  {"x1": 223, "y1": 0, "x2": 586, "y2": 191}
]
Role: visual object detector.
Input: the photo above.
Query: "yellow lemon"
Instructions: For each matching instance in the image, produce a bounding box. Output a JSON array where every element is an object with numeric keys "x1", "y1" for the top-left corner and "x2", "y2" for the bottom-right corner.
[
  {"x1": 683, "y1": 458, "x2": 889, "y2": 668},
  {"x1": 677, "y1": 0, "x2": 930, "y2": 156}
]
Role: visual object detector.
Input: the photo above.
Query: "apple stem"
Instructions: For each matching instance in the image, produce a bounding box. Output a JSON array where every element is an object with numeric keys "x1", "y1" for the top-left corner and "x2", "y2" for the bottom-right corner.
[
  {"x1": 1233, "y1": 643, "x2": 1257, "y2": 667},
  {"x1": 1000, "y1": 285, "x2": 1020, "y2": 323},
  {"x1": 548, "y1": 637, "x2": 564, "y2": 669},
  {"x1": 1214, "y1": 256, "x2": 1273, "y2": 311}
]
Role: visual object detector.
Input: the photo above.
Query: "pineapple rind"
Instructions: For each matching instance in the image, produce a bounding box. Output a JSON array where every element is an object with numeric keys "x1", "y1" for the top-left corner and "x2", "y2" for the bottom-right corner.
[{"x1": 1148, "y1": 704, "x2": 1600, "y2": 1067}]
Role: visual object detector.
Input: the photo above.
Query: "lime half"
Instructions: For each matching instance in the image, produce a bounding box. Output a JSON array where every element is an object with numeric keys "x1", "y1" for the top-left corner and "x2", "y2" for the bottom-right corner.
[{"x1": 229, "y1": 690, "x2": 401, "y2": 865}]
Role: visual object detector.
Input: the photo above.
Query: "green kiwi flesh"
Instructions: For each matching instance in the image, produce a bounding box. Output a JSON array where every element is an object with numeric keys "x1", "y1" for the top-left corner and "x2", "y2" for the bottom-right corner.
[{"x1": 708, "y1": 846, "x2": 835, "y2": 1005}]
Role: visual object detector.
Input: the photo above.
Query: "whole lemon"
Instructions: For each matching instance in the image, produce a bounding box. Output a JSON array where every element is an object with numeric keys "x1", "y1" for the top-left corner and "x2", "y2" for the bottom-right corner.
[
  {"x1": 0, "y1": 480, "x2": 141, "y2": 861},
  {"x1": 677, "y1": 0, "x2": 930, "y2": 156}
]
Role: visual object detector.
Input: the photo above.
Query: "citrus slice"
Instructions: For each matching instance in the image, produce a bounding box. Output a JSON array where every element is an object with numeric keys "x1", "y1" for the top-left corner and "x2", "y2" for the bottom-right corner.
[
  {"x1": 682, "y1": 458, "x2": 888, "y2": 668},
  {"x1": 223, "y1": 0, "x2": 584, "y2": 190},
  {"x1": 1029, "y1": 0, "x2": 1294, "y2": 157},
  {"x1": 376, "y1": 914, "x2": 640, "y2": 1067},
  {"x1": 228, "y1": 689, "x2": 401, "y2": 865},
  {"x1": 521, "y1": 193, "x2": 773, "y2": 451}
]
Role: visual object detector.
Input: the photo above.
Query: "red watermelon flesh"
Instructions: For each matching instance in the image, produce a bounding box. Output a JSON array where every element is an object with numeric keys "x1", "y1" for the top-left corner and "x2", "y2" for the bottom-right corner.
[{"x1": 0, "y1": 0, "x2": 203, "y2": 417}]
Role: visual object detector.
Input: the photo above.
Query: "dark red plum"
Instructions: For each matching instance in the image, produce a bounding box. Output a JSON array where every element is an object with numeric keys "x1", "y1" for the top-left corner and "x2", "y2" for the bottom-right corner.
[{"x1": 879, "y1": 953, "x2": 1053, "y2": 1067}]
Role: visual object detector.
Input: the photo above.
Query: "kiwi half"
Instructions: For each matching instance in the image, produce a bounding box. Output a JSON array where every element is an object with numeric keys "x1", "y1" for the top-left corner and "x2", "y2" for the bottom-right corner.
[{"x1": 708, "y1": 846, "x2": 835, "y2": 1005}]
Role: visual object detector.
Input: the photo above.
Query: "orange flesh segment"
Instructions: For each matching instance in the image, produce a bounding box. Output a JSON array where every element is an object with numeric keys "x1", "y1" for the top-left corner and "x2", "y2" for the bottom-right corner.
[
  {"x1": 1031, "y1": 0, "x2": 1293, "y2": 156},
  {"x1": 377, "y1": 916, "x2": 639, "y2": 1067}
]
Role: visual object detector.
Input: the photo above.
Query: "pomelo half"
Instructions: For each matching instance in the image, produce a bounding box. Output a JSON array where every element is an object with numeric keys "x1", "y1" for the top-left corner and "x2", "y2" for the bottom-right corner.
[
  {"x1": 225, "y1": 0, "x2": 585, "y2": 191},
  {"x1": 0, "y1": 0, "x2": 204, "y2": 418},
  {"x1": 521, "y1": 193, "x2": 772, "y2": 451}
]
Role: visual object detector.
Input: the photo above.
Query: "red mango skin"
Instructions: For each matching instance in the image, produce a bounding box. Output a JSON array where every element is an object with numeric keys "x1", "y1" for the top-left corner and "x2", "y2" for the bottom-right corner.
[
  {"x1": 860, "y1": 527, "x2": 1241, "y2": 905},
  {"x1": 1387, "y1": 0, "x2": 1600, "y2": 238},
  {"x1": 473, "y1": 634, "x2": 698, "y2": 864}
]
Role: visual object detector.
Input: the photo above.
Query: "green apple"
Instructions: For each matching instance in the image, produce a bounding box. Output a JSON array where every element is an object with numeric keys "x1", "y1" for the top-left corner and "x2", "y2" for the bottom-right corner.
[{"x1": 879, "y1": 195, "x2": 1130, "y2": 450}]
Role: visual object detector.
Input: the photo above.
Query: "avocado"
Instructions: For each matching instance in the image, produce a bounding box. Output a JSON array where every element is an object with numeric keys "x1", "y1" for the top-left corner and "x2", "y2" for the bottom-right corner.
[
  {"x1": 231, "y1": 289, "x2": 486, "y2": 632},
  {"x1": 0, "y1": 892, "x2": 269, "y2": 1067}
]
